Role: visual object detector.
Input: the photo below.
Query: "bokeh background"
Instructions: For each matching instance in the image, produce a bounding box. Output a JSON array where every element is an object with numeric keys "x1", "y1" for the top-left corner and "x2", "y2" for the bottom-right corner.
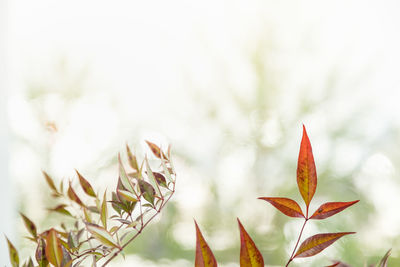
[{"x1": 1, "y1": 0, "x2": 400, "y2": 266}]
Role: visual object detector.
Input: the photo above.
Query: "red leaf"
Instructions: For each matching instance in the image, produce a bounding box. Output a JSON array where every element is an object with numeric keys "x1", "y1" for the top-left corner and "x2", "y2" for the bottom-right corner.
[
  {"x1": 297, "y1": 125, "x2": 317, "y2": 208},
  {"x1": 310, "y1": 200, "x2": 359, "y2": 220},
  {"x1": 195, "y1": 220, "x2": 218, "y2": 267},
  {"x1": 76, "y1": 170, "x2": 96, "y2": 198},
  {"x1": 258, "y1": 197, "x2": 304, "y2": 218},
  {"x1": 45, "y1": 229, "x2": 63, "y2": 267},
  {"x1": 67, "y1": 182, "x2": 84, "y2": 206},
  {"x1": 294, "y1": 232, "x2": 355, "y2": 258},
  {"x1": 237, "y1": 219, "x2": 264, "y2": 267}
]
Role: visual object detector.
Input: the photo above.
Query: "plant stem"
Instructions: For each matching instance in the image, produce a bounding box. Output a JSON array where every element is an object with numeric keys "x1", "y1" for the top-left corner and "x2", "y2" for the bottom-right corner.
[
  {"x1": 100, "y1": 185, "x2": 175, "y2": 267},
  {"x1": 285, "y1": 218, "x2": 308, "y2": 267}
]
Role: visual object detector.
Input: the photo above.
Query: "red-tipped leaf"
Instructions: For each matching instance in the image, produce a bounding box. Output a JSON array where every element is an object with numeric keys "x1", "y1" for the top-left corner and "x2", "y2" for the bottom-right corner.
[
  {"x1": 195, "y1": 220, "x2": 218, "y2": 267},
  {"x1": 237, "y1": 219, "x2": 264, "y2": 267},
  {"x1": 310, "y1": 200, "x2": 359, "y2": 220},
  {"x1": 67, "y1": 182, "x2": 84, "y2": 206},
  {"x1": 297, "y1": 125, "x2": 317, "y2": 208},
  {"x1": 294, "y1": 232, "x2": 355, "y2": 258},
  {"x1": 258, "y1": 197, "x2": 305, "y2": 218}
]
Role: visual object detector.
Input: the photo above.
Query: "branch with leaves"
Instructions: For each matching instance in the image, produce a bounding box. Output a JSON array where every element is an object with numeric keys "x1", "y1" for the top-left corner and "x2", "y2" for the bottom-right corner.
[
  {"x1": 6, "y1": 141, "x2": 176, "y2": 267},
  {"x1": 193, "y1": 125, "x2": 392, "y2": 267}
]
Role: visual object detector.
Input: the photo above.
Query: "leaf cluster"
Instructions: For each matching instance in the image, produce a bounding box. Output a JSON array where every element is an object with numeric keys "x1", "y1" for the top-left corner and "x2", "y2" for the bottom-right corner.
[{"x1": 6, "y1": 141, "x2": 176, "y2": 267}]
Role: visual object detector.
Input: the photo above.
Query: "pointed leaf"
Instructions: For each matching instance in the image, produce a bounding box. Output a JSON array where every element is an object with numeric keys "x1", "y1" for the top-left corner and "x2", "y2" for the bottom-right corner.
[
  {"x1": 49, "y1": 204, "x2": 73, "y2": 217},
  {"x1": 86, "y1": 223, "x2": 120, "y2": 248},
  {"x1": 294, "y1": 232, "x2": 355, "y2": 258},
  {"x1": 126, "y1": 145, "x2": 139, "y2": 172},
  {"x1": 237, "y1": 219, "x2": 264, "y2": 267},
  {"x1": 43, "y1": 171, "x2": 60, "y2": 194},
  {"x1": 67, "y1": 182, "x2": 84, "y2": 206},
  {"x1": 61, "y1": 246, "x2": 72, "y2": 267},
  {"x1": 20, "y1": 213, "x2": 37, "y2": 239},
  {"x1": 45, "y1": 228, "x2": 63, "y2": 267},
  {"x1": 258, "y1": 197, "x2": 304, "y2": 218},
  {"x1": 195, "y1": 221, "x2": 218, "y2": 267},
  {"x1": 378, "y1": 249, "x2": 391, "y2": 267},
  {"x1": 76, "y1": 170, "x2": 96, "y2": 198},
  {"x1": 101, "y1": 190, "x2": 108, "y2": 229},
  {"x1": 36, "y1": 238, "x2": 49, "y2": 267},
  {"x1": 139, "y1": 180, "x2": 156, "y2": 205},
  {"x1": 153, "y1": 172, "x2": 168, "y2": 188},
  {"x1": 6, "y1": 236, "x2": 19, "y2": 267},
  {"x1": 310, "y1": 200, "x2": 359, "y2": 220},
  {"x1": 297, "y1": 125, "x2": 317, "y2": 208},
  {"x1": 145, "y1": 140, "x2": 164, "y2": 159},
  {"x1": 117, "y1": 189, "x2": 138, "y2": 203},
  {"x1": 145, "y1": 158, "x2": 162, "y2": 197},
  {"x1": 118, "y1": 154, "x2": 136, "y2": 194}
]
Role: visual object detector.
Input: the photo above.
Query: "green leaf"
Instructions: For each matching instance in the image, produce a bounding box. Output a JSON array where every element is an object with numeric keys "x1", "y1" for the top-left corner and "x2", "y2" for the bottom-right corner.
[
  {"x1": 48, "y1": 204, "x2": 73, "y2": 217},
  {"x1": 76, "y1": 170, "x2": 96, "y2": 198},
  {"x1": 101, "y1": 190, "x2": 108, "y2": 229},
  {"x1": 138, "y1": 180, "x2": 156, "y2": 205},
  {"x1": 67, "y1": 232, "x2": 79, "y2": 250},
  {"x1": 118, "y1": 154, "x2": 136, "y2": 194},
  {"x1": 45, "y1": 228, "x2": 63, "y2": 267},
  {"x1": 86, "y1": 223, "x2": 120, "y2": 249},
  {"x1": 145, "y1": 157, "x2": 162, "y2": 197},
  {"x1": 117, "y1": 189, "x2": 138, "y2": 203},
  {"x1": 153, "y1": 172, "x2": 168, "y2": 188},
  {"x1": 20, "y1": 212, "x2": 37, "y2": 239},
  {"x1": 5, "y1": 236, "x2": 19, "y2": 267}
]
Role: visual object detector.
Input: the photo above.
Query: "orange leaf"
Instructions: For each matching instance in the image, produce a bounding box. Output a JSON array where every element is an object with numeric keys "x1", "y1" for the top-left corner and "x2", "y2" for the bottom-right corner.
[
  {"x1": 145, "y1": 140, "x2": 167, "y2": 159},
  {"x1": 195, "y1": 220, "x2": 218, "y2": 267},
  {"x1": 310, "y1": 200, "x2": 359, "y2": 220},
  {"x1": 237, "y1": 219, "x2": 264, "y2": 267},
  {"x1": 45, "y1": 229, "x2": 63, "y2": 267},
  {"x1": 297, "y1": 125, "x2": 317, "y2": 208},
  {"x1": 294, "y1": 232, "x2": 355, "y2": 258},
  {"x1": 258, "y1": 197, "x2": 305, "y2": 218}
]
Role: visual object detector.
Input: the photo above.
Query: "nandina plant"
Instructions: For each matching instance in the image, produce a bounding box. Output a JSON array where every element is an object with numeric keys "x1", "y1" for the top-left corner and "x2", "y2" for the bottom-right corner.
[
  {"x1": 194, "y1": 126, "x2": 390, "y2": 266},
  {"x1": 5, "y1": 141, "x2": 176, "y2": 267}
]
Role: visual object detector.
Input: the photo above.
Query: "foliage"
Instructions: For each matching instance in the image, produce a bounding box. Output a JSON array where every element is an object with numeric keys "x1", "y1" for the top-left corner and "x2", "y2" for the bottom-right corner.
[
  {"x1": 193, "y1": 126, "x2": 391, "y2": 266},
  {"x1": 6, "y1": 142, "x2": 176, "y2": 267}
]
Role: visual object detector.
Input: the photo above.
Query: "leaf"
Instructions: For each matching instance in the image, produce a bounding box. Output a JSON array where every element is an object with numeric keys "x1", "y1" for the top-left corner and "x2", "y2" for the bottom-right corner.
[
  {"x1": 310, "y1": 200, "x2": 359, "y2": 220},
  {"x1": 20, "y1": 212, "x2": 37, "y2": 239},
  {"x1": 145, "y1": 140, "x2": 164, "y2": 159},
  {"x1": 145, "y1": 157, "x2": 162, "y2": 197},
  {"x1": 297, "y1": 125, "x2": 317, "y2": 208},
  {"x1": 61, "y1": 246, "x2": 72, "y2": 267},
  {"x1": 378, "y1": 249, "x2": 391, "y2": 267},
  {"x1": 45, "y1": 228, "x2": 63, "y2": 267},
  {"x1": 76, "y1": 170, "x2": 96, "y2": 198},
  {"x1": 5, "y1": 236, "x2": 19, "y2": 267},
  {"x1": 237, "y1": 219, "x2": 264, "y2": 267},
  {"x1": 294, "y1": 232, "x2": 355, "y2": 258},
  {"x1": 117, "y1": 189, "x2": 138, "y2": 203},
  {"x1": 194, "y1": 220, "x2": 218, "y2": 267},
  {"x1": 48, "y1": 204, "x2": 73, "y2": 217},
  {"x1": 67, "y1": 182, "x2": 84, "y2": 206},
  {"x1": 126, "y1": 145, "x2": 139, "y2": 172},
  {"x1": 25, "y1": 257, "x2": 34, "y2": 267},
  {"x1": 101, "y1": 190, "x2": 108, "y2": 229},
  {"x1": 43, "y1": 171, "x2": 59, "y2": 193},
  {"x1": 325, "y1": 262, "x2": 340, "y2": 267},
  {"x1": 139, "y1": 179, "x2": 156, "y2": 205},
  {"x1": 67, "y1": 232, "x2": 79, "y2": 250},
  {"x1": 153, "y1": 172, "x2": 168, "y2": 188},
  {"x1": 118, "y1": 154, "x2": 136, "y2": 194},
  {"x1": 86, "y1": 223, "x2": 120, "y2": 249},
  {"x1": 258, "y1": 197, "x2": 305, "y2": 218},
  {"x1": 36, "y1": 238, "x2": 49, "y2": 267}
]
